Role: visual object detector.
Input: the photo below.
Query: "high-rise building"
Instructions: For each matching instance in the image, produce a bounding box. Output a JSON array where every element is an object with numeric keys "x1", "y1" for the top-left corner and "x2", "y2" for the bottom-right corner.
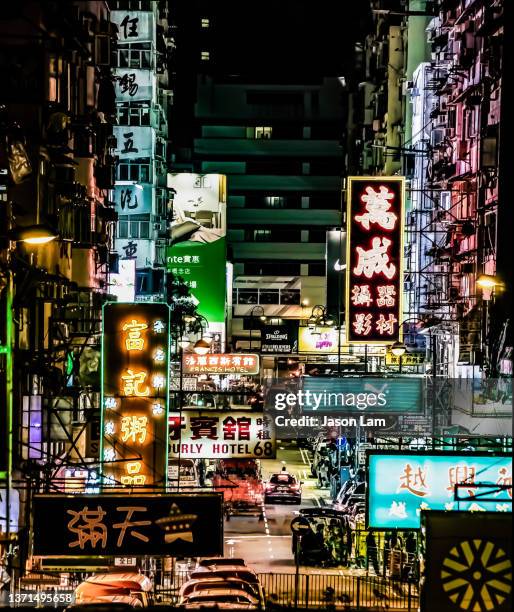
[{"x1": 110, "y1": 0, "x2": 174, "y2": 300}]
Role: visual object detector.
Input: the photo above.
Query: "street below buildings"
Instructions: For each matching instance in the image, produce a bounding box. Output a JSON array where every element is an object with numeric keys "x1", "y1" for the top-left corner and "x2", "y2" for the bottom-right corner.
[{"x1": 223, "y1": 441, "x2": 332, "y2": 573}]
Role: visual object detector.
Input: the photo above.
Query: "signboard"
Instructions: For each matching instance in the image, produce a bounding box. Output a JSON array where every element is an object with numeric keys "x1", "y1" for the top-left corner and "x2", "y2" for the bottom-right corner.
[
  {"x1": 169, "y1": 411, "x2": 276, "y2": 459},
  {"x1": 111, "y1": 10, "x2": 155, "y2": 43},
  {"x1": 32, "y1": 494, "x2": 223, "y2": 557},
  {"x1": 421, "y1": 511, "x2": 512, "y2": 612},
  {"x1": 326, "y1": 229, "x2": 346, "y2": 320},
  {"x1": 346, "y1": 177, "x2": 405, "y2": 344},
  {"x1": 385, "y1": 351, "x2": 425, "y2": 366},
  {"x1": 166, "y1": 174, "x2": 227, "y2": 324},
  {"x1": 114, "y1": 184, "x2": 153, "y2": 214},
  {"x1": 114, "y1": 127, "x2": 155, "y2": 160},
  {"x1": 367, "y1": 451, "x2": 512, "y2": 529},
  {"x1": 261, "y1": 323, "x2": 298, "y2": 354},
  {"x1": 114, "y1": 69, "x2": 156, "y2": 103},
  {"x1": 101, "y1": 303, "x2": 170, "y2": 489},
  {"x1": 298, "y1": 376, "x2": 424, "y2": 413},
  {"x1": 182, "y1": 353, "x2": 259, "y2": 375},
  {"x1": 298, "y1": 326, "x2": 345, "y2": 353},
  {"x1": 117, "y1": 238, "x2": 156, "y2": 269}
]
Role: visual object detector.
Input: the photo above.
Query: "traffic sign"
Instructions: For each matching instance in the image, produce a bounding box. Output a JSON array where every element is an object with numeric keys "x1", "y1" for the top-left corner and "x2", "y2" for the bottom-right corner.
[{"x1": 290, "y1": 517, "x2": 311, "y2": 533}]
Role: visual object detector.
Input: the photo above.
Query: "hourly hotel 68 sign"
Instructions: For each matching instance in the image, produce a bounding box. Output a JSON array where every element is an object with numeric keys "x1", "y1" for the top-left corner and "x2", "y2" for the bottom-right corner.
[{"x1": 346, "y1": 177, "x2": 405, "y2": 344}]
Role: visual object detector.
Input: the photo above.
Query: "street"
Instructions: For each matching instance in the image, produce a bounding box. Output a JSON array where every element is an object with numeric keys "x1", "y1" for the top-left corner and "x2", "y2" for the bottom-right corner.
[{"x1": 223, "y1": 441, "x2": 331, "y2": 573}]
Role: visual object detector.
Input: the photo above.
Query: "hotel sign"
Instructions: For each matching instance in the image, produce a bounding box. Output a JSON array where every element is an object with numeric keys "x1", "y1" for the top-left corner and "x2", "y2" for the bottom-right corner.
[
  {"x1": 346, "y1": 177, "x2": 405, "y2": 344},
  {"x1": 169, "y1": 411, "x2": 275, "y2": 459},
  {"x1": 101, "y1": 303, "x2": 170, "y2": 489},
  {"x1": 182, "y1": 353, "x2": 259, "y2": 375}
]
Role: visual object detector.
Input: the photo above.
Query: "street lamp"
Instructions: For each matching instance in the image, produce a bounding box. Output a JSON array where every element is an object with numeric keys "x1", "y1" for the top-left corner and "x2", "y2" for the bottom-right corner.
[
  {"x1": 193, "y1": 338, "x2": 210, "y2": 356},
  {"x1": 390, "y1": 340, "x2": 407, "y2": 373},
  {"x1": 249, "y1": 305, "x2": 266, "y2": 350},
  {"x1": 7, "y1": 223, "x2": 58, "y2": 245},
  {"x1": 476, "y1": 274, "x2": 505, "y2": 291}
]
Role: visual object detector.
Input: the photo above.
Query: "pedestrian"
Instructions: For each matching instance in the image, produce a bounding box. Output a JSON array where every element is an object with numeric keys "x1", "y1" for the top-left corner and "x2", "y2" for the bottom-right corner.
[{"x1": 366, "y1": 530, "x2": 381, "y2": 575}]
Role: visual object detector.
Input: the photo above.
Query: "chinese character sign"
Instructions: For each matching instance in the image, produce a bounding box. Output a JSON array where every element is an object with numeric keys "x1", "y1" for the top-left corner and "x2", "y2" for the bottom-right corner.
[
  {"x1": 114, "y1": 69, "x2": 156, "y2": 102},
  {"x1": 32, "y1": 494, "x2": 223, "y2": 557},
  {"x1": 169, "y1": 411, "x2": 276, "y2": 459},
  {"x1": 367, "y1": 452, "x2": 512, "y2": 529},
  {"x1": 101, "y1": 303, "x2": 170, "y2": 489},
  {"x1": 182, "y1": 354, "x2": 260, "y2": 375},
  {"x1": 346, "y1": 177, "x2": 405, "y2": 344},
  {"x1": 114, "y1": 127, "x2": 155, "y2": 160},
  {"x1": 111, "y1": 11, "x2": 155, "y2": 43}
]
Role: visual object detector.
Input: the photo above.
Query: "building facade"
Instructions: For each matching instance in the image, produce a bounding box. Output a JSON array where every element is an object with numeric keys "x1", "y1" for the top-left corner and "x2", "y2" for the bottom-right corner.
[
  {"x1": 0, "y1": 0, "x2": 118, "y2": 574},
  {"x1": 110, "y1": 0, "x2": 174, "y2": 300}
]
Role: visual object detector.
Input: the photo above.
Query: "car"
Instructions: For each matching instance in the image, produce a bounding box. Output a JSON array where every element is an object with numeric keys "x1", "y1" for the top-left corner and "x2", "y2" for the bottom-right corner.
[
  {"x1": 74, "y1": 573, "x2": 153, "y2": 607},
  {"x1": 181, "y1": 589, "x2": 259, "y2": 610},
  {"x1": 180, "y1": 577, "x2": 260, "y2": 601},
  {"x1": 189, "y1": 565, "x2": 260, "y2": 586},
  {"x1": 264, "y1": 468, "x2": 302, "y2": 504}
]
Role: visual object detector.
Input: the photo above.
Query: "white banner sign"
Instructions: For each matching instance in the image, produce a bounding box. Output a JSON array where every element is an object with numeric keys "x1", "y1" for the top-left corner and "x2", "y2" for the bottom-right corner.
[
  {"x1": 114, "y1": 126, "x2": 155, "y2": 160},
  {"x1": 114, "y1": 69, "x2": 156, "y2": 103},
  {"x1": 111, "y1": 11, "x2": 155, "y2": 43},
  {"x1": 114, "y1": 183, "x2": 154, "y2": 214},
  {"x1": 169, "y1": 411, "x2": 276, "y2": 459}
]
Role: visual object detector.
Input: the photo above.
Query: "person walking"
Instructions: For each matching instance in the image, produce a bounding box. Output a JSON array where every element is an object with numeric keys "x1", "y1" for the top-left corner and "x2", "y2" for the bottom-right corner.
[{"x1": 366, "y1": 530, "x2": 381, "y2": 575}]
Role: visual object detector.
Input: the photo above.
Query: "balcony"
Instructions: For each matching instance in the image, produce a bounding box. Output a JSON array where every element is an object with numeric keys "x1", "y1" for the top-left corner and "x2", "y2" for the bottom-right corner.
[
  {"x1": 231, "y1": 242, "x2": 325, "y2": 260},
  {"x1": 229, "y1": 208, "x2": 341, "y2": 226},
  {"x1": 194, "y1": 138, "x2": 341, "y2": 158},
  {"x1": 227, "y1": 174, "x2": 341, "y2": 192}
]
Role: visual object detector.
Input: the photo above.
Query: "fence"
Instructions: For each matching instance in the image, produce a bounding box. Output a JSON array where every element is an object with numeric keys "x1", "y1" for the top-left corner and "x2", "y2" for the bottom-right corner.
[{"x1": 164, "y1": 570, "x2": 419, "y2": 610}]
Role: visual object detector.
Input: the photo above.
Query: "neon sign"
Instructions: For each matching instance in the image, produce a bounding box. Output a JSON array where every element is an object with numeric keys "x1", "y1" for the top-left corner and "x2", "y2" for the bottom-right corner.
[
  {"x1": 346, "y1": 177, "x2": 405, "y2": 344},
  {"x1": 101, "y1": 303, "x2": 170, "y2": 489}
]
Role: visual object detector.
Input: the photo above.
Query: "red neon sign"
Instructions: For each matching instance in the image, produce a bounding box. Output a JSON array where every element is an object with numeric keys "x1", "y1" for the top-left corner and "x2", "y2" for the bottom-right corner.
[{"x1": 346, "y1": 178, "x2": 404, "y2": 344}]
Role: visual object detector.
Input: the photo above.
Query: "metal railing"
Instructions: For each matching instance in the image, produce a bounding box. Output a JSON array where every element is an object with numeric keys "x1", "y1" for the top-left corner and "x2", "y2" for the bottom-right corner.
[{"x1": 160, "y1": 570, "x2": 419, "y2": 610}]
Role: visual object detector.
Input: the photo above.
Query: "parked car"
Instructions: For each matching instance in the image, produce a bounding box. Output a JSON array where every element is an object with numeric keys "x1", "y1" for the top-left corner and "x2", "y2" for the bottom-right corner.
[
  {"x1": 180, "y1": 577, "x2": 260, "y2": 601},
  {"x1": 189, "y1": 565, "x2": 260, "y2": 586},
  {"x1": 264, "y1": 468, "x2": 302, "y2": 504},
  {"x1": 74, "y1": 573, "x2": 153, "y2": 607},
  {"x1": 197, "y1": 557, "x2": 247, "y2": 568}
]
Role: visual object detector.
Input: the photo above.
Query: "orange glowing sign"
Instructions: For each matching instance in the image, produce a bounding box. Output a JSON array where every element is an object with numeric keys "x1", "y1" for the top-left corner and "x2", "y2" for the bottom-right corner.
[{"x1": 101, "y1": 303, "x2": 170, "y2": 489}]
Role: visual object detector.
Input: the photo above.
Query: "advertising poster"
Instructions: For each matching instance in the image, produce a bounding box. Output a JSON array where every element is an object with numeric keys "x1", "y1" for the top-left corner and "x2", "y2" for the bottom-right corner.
[
  {"x1": 168, "y1": 411, "x2": 276, "y2": 459},
  {"x1": 101, "y1": 303, "x2": 170, "y2": 489},
  {"x1": 32, "y1": 494, "x2": 223, "y2": 557},
  {"x1": 166, "y1": 173, "x2": 227, "y2": 324},
  {"x1": 367, "y1": 451, "x2": 512, "y2": 529},
  {"x1": 298, "y1": 325, "x2": 345, "y2": 353},
  {"x1": 346, "y1": 177, "x2": 405, "y2": 344},
  {"x1": 326, "y1": 229, "x2": 346, "y2": 320},
  {"x1": 261, "y1": 323, "x2": 299, "y2": 354}
]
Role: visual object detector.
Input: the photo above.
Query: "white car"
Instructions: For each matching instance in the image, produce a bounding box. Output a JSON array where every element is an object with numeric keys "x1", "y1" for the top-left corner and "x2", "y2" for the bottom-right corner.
[
  {"x1": 189, "y1": 565, "x2": 260, "y2": 586},
  {"x1": 180, "y1": 578, "x2": 261, "y2": 602}
]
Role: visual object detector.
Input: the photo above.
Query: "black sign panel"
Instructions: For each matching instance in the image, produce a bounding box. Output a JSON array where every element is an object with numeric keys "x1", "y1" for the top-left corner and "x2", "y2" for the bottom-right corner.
[
  {"x1": 261, "y1": 322, "x2": 298, "y2": 354},
  {"x1": 346, "y1": 177, "x2": 404, "y2": 344},
  {"x1": 421, "y1": 511, "x2": 512, "y2": 612},
  {"x1": 326, "y1": 229, "x2": 345, "y2": 320},
  {"x1": 33, "y1": 494, "x2": 223, "y2": 557}
]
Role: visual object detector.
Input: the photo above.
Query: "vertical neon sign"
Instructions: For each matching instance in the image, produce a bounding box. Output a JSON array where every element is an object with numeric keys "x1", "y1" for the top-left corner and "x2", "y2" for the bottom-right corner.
[
  {"x1": 346, "y1": 177, "x2": 405, "y2": 344},
  {"x1": 101, "y1": 302, "x2": 170, "y2": 489}
]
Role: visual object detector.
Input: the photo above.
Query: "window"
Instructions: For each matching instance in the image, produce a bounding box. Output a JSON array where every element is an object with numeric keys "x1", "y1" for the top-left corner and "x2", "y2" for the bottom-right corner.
[
  {"x1": 118, "y1": 219, "x2": 129, "y2": 238},
  {"x1": 117, "y1": 162, "x2": 152, "y2": 183},
  {"x1": 201, "y1": 51, "x2": 210, "y2": 61},
  {"x1": 264, "y1": 196, "x2": 285, "y2": 208},
  {"x1": 120, "y1": 214, "x2": 150, "y2": 239},
  {"x1": 244, "y1": 262, "x2": 301, "y2": 275},
  {"x1": 253, "y1": 229, "x2": 272, "y2": 242},
  {"x1": 201, "y1": 18, "x2": 210, "y2": 28},
  {"x1": 254, "y1": 126, "x2": 272, "y2": 139}
]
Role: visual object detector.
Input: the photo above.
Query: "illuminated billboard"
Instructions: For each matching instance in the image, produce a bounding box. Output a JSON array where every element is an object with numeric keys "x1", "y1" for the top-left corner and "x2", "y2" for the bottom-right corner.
[
  {"x1": 166, "y1": 173, "x2": 227, "y2": 324},
  {"x1": 32, "y1": 494, "x2": 223, "y2": 557},
  {"x1": 182, "y1": 353, "x2": 259, "y2": 375},
  {"x1": 101, "y1": 303, "x2": 170, "y2": 489},
  {"x1": 346, "y1": 177, "x2": 405, "y2": 344},
  {"x1": 169, "y1": 411, "x2": 276, "y2": 459},
  {"x1": 298, "y1": 326, "x2": 346, "y2": 353},
  {"x1": 367, "y1": 451, "x2": 512, "y2": 529}
]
